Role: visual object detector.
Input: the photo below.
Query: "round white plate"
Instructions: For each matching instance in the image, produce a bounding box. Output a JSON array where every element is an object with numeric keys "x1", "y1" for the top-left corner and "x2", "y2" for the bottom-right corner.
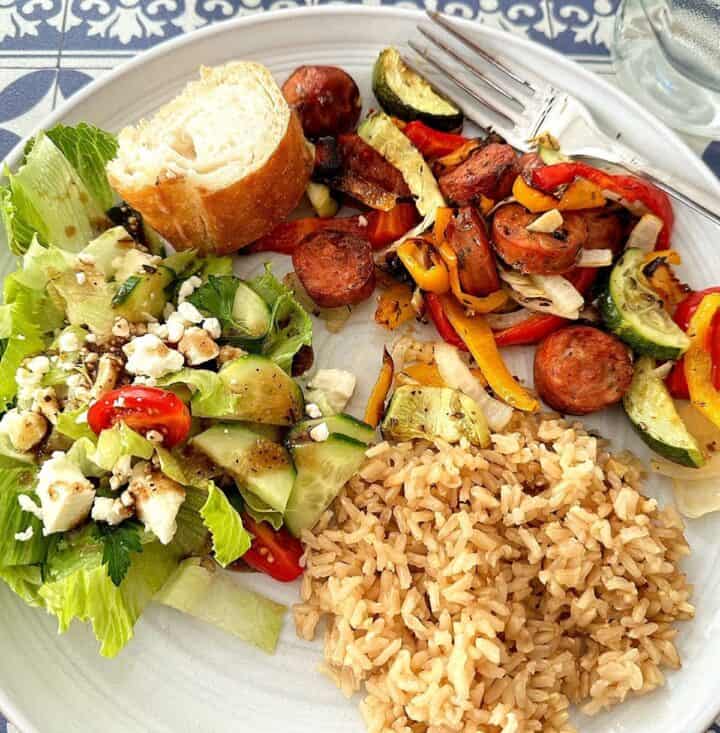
[{"x1": 3, "y1": 7, "x2": 720, "y2": 733}]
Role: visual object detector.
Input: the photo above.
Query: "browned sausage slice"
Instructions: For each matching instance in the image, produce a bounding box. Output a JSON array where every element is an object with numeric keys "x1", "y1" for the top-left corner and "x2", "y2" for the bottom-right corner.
[
  {"x1": 579, "y1": 207, "x2": 627, "y2": 254},
  {"x1": 534, "y1": 325, "x2": 633, "y2": 415},
  {"x1": 337, "y1": 134, "x2": 410, "y2": 196},
  {"x1": 292, "y1": 230, "x2": 375, "y2": 308},
  {"x1": 282, "y1": 66, "x2": 361, "y2": 138},
  {"x1": 491, "y1": 203, "x2": 587, "y2": 275},
  {"x1": 445, "y1": 206, "x2": 500, "y2": 296},
  {"x1": 439, "y1": 143, "x2": 520, "y2": 204}
]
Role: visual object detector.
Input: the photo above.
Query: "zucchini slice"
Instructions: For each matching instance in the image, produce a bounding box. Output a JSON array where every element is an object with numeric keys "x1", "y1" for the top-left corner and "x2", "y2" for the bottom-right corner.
[
  {"x1": 624, "y1": 356, "x2": 704, "y2": 467},
  {"x1": 284, "y1": 434, "x2": 367, "y2": 537},
  {"x1": 381, "y1": 385, "x2": 490, "y2": 447},
  {"x1": 113, "y1": 266, "x2": 174, "y2": 321},
  {"x1": 600, "y1": 248, "x2": 690, "y2": 360},
  {"x1": 372, "y1": 47, "x2": 463, "y2": 131},
  {"x1": 358, "y1": 111, "x2": 445, "y2": 244}
]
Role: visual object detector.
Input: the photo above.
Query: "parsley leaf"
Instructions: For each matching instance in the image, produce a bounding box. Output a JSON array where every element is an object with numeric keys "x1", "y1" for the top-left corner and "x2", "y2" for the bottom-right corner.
[{"x1": 98, "y1": 521, "x2": 143, "y2": 587}]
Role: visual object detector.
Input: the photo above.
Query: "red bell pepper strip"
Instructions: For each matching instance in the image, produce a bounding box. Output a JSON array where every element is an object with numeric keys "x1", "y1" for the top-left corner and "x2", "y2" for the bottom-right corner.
[
  {"x1": 425, "y1": 292, "x2": 468, "y2": 351},
  {"x1": 666, "y1": 360, "x2": 690, "y2": 399},
  {"x1": 493, "y1": 267, "x2": 598, "y2": 346},
  {"x1": 403, "y1": 120, "x2": 469, "y2": 159},
  {"x1": 530, "y1": 162, "x2": 674, "y2": 249},
  {"x1": 673, "y1": 287, "x2": 720, "y2": 330},
  {"x1": 494, "y1": 314, "x2": 568, "y2": 347},
  {"x1": 711, "y1": 308, "x2": 720, "y2": 391},
  {"x1": 663, "y1": 287, "x2": 720, "y2": 397},
  {"x1": 249, "y1": 216, "x2": 368, "y2": 255},
  {"x1": 366, "y1": 203, "x2": 419, "y2": 250}
]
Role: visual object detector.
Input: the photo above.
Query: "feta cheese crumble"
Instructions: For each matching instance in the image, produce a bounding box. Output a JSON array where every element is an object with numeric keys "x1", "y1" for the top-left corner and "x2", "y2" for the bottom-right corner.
[
  {"x1": 309, "y1": 422, "x2": 330, "y2": 442},
  {"x1": 123, "y1": 334, "x2": 184, "y2": 378},
  {"x1": 35, "y1": 452, "x2": 95, "y2": 535}
]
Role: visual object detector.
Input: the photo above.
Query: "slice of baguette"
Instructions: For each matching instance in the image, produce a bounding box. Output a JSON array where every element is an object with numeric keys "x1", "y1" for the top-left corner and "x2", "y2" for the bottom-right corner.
[{"x1": 107, "y1": 61, "x2": 313, "y2": 254}]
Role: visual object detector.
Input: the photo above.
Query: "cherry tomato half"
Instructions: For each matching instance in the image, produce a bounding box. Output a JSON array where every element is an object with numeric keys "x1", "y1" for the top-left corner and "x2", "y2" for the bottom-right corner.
[
  {"x1": 239, "y1": 514, "x2": 303, "y2": 582},
  {"x1": 87, "y1": 386, "x2": 191, "y2": 448}
]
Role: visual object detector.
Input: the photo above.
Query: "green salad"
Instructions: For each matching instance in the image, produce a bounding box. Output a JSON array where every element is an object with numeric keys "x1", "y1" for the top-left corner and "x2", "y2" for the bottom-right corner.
[{"x1": 0, "y1": 123, "x2": 373, "y2": 657}]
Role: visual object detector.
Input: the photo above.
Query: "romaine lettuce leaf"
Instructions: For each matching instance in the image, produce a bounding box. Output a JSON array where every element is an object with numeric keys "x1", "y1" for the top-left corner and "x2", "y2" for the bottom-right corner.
[
  {"x1": 248, "y1": 265, "x2": 312, "y2": 373},
  {"x1": 92, "y1": 422, "x2": 154, "y2": 471},
  {"x1": 155, "y1": 558, "x2": 286, "y2": 653},
  {"x1": 41, "y1": 123, "x2": 118, "y2": 212},
  {"x1": 171, "y1": 486, "x2": 210, "y2": 558},
  {"x1": 0, "y1": 564, "x2": 44, "y2": 607},
  {"x1": 40, "y1": 524, "x2": 179, "y2": 658},
  {"x1": 199, "y1": 483, "x2": 251, "y2": 567},
  {"x1": 158, "y1": 368, "x2": 238, "y2": 419},
  {"x1": 200, "y1": 255, "x2": 233, "y2": 279},
  {"x1": 0, "y1": 466, "x2": 48, "y2": 567},
  {"x1": 0, "y1": 286, "x2": 51, "y2": 412},
  {"x1": 3, "y1": 135, "x2": 106, "y2": 254},
  {"x1": 0, "y1": 184, "x2": 36, "y2": 256},
  {"x1": 8, "y1": 237, "x2": 74, "y2": 294},
  {"x1": 238, "y1": 486, "x2": 284, "y2": 531},
  {"x1": 47, "y1": 268, "x2": 116, "y2": 338},
  {"x1": 55, "y1": 406, "x2": 95, "y2": 442}
]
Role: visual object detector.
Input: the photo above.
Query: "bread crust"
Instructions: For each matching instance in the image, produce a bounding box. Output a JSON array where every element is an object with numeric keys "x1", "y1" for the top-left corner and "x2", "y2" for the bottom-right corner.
[{"x1": 108, "y1": 111, "x2": 312, "y2": 255}]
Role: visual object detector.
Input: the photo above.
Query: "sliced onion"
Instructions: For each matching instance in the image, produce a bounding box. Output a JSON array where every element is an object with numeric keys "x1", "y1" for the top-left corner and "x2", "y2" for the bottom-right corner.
[
  {"x1": 498, "y1": 268, "x2": 547, "y2": 299},
  {"x1": 531, "y1": 274, "x2": 584, "y2": 318},
  {"x1": 652, "y1": 361, "x2": 674, "y2": 380},
  {"x1": 434, "y1": 342, "x2": 513, "y2": 431},
  {"x1": 486, "y1": 197, "x2": 517, "y2": 217},
  {"x1": 577, "y1": 249, "x2": 613, "y2": 268},
  {"x1": 626, "y1": 214, "x2": 663, "y2": 251},
  {"x1": 672, "y1": 476, "x2": 720, "y2": 518},
  {"x1": 485, "y1": 308, "x2": 531, "y2": 330}
]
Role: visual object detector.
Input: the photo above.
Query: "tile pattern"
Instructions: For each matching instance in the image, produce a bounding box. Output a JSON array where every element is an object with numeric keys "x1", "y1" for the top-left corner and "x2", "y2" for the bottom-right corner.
[{"x1": 0, "y1": 1, "x2": 719, "y2": 731}]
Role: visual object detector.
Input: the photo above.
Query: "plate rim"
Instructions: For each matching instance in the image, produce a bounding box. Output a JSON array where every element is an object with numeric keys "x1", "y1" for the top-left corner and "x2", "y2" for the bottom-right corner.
[{"x1": 1, "y1": 7, "x2": 719, "y2": 733}]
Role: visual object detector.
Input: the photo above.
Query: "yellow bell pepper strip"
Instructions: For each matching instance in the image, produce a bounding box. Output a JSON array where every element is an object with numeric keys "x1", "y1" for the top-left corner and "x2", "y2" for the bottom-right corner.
[
  {"x1": 439, "y1": 295, "x2": 539, "y2": 412},
  {"x1": 686, "y1": 293, "x2": 720, "y2": 430},
  {"x1": 402, "y1": 363, "x2": 446, "y2": 387},
  {"x1": 643, "y1": 250, "x2": 682, "y2": 266},
  {"x1": 556, "y1": 178, "x2": 606, "y2": 210},
  {"x1": 434, "y1": 206, "x2": 454, "y2": 243},
  {"x1": 479, "y1": 195, "x2": 495, "y2": 216},
  {"x1": 364, "y1": 348, "x2": 395, "y2": 428},
  {"x1": 374, "y1": 281, "x2": 415, "y2": 330},
  {"x1": 396, "y1": 239, "x2": 450, "y2": 294},
  {"x1": 437, "y1": 241, "x2": 509, "y2": 313},
  {"x1": 512, "y1": 176, "x2": 558, "y2": 213}
]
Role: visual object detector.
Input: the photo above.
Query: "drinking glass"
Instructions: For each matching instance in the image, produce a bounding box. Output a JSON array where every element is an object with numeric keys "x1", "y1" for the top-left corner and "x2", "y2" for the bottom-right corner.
[{"x1": 612, "y1": 0, "x2": 720, "y2": 136}]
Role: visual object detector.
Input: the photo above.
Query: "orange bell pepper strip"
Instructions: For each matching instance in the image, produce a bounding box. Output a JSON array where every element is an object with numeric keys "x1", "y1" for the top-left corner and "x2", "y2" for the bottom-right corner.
[
  {"x1": 439, "y1": 295, "x2": 539, "y2": 412},
  {"x1": 556, "y1": 178, "x2": 605, "y2": 210},
  {"x1": 434, "y1": 206, "x2": 454, "y2": 243},
  {"x1": 364, "y1": 348, "x2": 394, "y2": 428},
  {"x1": 479, "y1": 195, "x2": 495, "y2": 216},
  {"x1": 374, "y1": 281, "x2": 415, "y2": 331},
  {"x1": 512, "y1": 176, "x2": 558, "y2": 213},
  {"x1": 685, "y1": 293, "x2": 720, "y2": 430},
  {"x1": 402, "y1": 363, "x2": 446, "y2": 387},
  {"x1": 437, "y1": 241, "x2": 509, "y2": 313},
  {"x1": 396, "y1": 239, "x2": 450, "y2": 294}
]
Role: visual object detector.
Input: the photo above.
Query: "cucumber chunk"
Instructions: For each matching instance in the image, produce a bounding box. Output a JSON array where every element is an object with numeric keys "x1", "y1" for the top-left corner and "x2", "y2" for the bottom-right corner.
[
  {"x1": 624, "y1": 356, "x2": 704, "y2": 467},
  {"x1": 219, "y1": 355, "x2": 304, "y2": 425},
  {"x1": 232, "y1": 281, "x2": 272, "y2": 339},
  {"x1": 601, "y1": 248, "x2": 690, "y2": 360},
  {"x1": 372, "y1": 47, "x2": 463, "y2": 131},
  {"x1": 381, "y1": 385, "x2": 490, "y2": 447},
  {"x1": 287, "y1": 414, "x2": 375, "y2": 446},
  {"x1": 191, "y1": 423, "x2": 296, "y2": 513},
  {"x1": 113, "y1": 266, "x2": 173, "y2": 321},
  {"x1": 284, "y1": 434, "x2": 367, "y2": 537}
]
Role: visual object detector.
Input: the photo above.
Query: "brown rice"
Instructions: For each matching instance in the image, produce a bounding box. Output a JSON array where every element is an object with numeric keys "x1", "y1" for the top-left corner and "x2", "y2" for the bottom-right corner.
[{"x1": 294, "y1": 413, "x2": 694, "y2": 733}]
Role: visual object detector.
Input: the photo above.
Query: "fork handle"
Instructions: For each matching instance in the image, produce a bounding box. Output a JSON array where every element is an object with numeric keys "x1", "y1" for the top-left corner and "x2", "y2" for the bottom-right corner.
[{"x1": 577, "y1": 146, "x2": 720, "y2": 227}]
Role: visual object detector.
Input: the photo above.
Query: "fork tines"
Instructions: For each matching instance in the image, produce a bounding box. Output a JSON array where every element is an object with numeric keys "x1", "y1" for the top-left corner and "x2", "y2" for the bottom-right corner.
[{"x1": 409, "y1": 11, "x2": 536, "y2": 134}]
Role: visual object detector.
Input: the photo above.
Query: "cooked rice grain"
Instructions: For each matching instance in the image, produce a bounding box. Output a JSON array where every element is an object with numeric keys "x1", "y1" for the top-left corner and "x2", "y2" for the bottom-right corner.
[{"x1": 294, "y1": 414, "x2": 694, "y2": 733}]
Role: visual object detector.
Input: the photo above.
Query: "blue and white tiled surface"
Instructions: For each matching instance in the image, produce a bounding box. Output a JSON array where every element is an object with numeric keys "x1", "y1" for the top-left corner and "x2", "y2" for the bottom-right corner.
[{"x1": 1, "y1": 1, "x2": 720, "y2": 731}]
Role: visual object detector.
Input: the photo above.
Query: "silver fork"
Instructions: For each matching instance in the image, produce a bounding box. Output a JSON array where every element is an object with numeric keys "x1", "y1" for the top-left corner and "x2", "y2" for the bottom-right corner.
[{"x1": 409, "y1": 11, "x2": 720, "y2": 226}]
